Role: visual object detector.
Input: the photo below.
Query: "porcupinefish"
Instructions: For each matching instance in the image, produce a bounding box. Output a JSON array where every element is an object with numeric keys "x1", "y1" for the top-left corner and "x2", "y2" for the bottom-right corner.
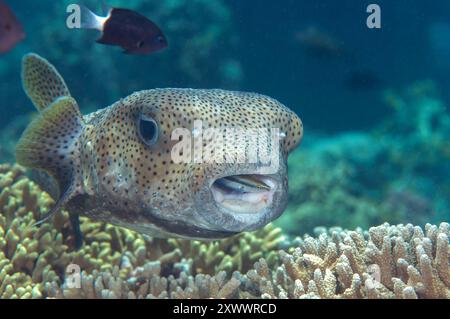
[
  {"x1": 78, "y1": 5, "x2": 167, "y2": 55},
  {"x1": 16, "y1": 53, "x2": 303, "y2": 245}
]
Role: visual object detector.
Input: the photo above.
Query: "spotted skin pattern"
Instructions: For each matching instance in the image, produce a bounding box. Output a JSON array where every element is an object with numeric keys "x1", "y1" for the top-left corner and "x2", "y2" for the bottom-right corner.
[
  {"x1": 16, "y1": 97, "x2": 83, "y2": 188},
  {"x1": 21, "y1": 54, "x2": 71, "y2": 111},
  {"x1": 16, "y1": 54, "x2": 303, "y2": 240}
]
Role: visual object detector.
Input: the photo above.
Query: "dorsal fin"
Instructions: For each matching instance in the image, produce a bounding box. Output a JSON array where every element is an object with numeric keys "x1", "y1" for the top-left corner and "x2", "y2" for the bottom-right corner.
[
  {"x1": 16, "y1": 97, "x2": 84, "y2": 225},
  {"x1": 22, "y1": 53, "x2": 71, "y2": 111}
]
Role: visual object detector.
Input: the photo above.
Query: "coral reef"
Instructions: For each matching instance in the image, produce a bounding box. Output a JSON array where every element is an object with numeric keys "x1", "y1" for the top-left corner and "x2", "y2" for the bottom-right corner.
[
  {"x1": 0, "y1": 164, "x2": 448, "y2": 299},
  {"x1": 380, "y1": 80, "x2": 450, "y2": 188},
  {"x1": 0, "y1": 164, "x2": 281, "y2": 298},
  {"x1": 242, "y1": 222, "x2": 449, "y2": 299},
  {"x1": 278, "y1": 80, "x2": 450, "y2": 235},
  {"x1": 278, "y1": 135, "x2": 393, "y2": 234}
]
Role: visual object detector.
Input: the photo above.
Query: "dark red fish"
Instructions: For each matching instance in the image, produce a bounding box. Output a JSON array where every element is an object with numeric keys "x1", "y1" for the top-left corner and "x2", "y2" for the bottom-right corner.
[
  {"x1": 81, "y1": 6, "x2": 168, "y2": 55},
  {"x1": 0, "y1": 0, "x2": 25, "y2": 53}
]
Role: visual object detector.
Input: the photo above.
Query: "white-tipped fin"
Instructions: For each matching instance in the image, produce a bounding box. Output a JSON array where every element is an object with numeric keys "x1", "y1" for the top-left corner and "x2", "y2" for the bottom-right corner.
[{"x1": 80, "y1": 5, "x2": 108, "y2": 31}]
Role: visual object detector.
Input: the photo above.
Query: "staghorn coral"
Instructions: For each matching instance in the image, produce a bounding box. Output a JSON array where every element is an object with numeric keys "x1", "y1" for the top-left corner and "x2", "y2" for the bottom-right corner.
[
  {"x1": 43, "y1": 223, "x2": 449, "y2": 299},
  {"x1": 0, "y1": 164, "x2": 448, "y2": 299},
  {"x1": 241, "y1": 222, "x2": 449, "y2": 299},
  {"x1": 168, "y1": 226, "x2": 283, "y2": 275},
  {"x1": 45, "y1": 266, "x2": 244, "y2": 299}
]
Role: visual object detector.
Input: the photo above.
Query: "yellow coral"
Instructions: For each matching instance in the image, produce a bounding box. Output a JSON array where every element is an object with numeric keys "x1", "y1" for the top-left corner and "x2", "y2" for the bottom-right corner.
[
  {"x1": 0, "y1": 164, "x2": 285, "y2": 298},
  {"x1": 243, "y1": 223, "x2": 449, "y2": 299},
  {"x1": 0, "y1": 164, "x2": 448, "y2": 299}
]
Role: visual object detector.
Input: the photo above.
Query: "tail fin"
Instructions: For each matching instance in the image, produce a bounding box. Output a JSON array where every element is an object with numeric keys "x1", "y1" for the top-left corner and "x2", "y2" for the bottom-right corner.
[
  {"x1": 80, "y1": 5, "x2": 107, "y2": 30},
  {"x1": 22, "y1": 53, "x2": 71, "y2": 112}
]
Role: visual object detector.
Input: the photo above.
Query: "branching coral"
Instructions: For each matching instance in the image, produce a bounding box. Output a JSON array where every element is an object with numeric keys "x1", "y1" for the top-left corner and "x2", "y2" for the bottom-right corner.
[
  {"x1": 0, "y1": 164, "x2": 448, "y2": 299},
  {"x1": 45, "y1": 266, "x2": 243, "y2": 299},
  {"x1": 43, "y1": 222, "x2": 449, "y2": 299},
  {"x1": 169, "y1": 226, "x2": 283, "y2": 275},
  {"x1": 241, "y1": 223, "x2": 449, "y2": 299},
  {"x1": 0, "y1": 164, "x2": 283, "y2": 298}
]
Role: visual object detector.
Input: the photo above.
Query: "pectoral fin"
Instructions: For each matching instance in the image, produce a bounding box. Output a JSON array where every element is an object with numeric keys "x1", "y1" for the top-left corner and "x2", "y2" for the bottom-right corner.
[{"x1": 16, "y1": 97, "x2": 84, "y2": 225}]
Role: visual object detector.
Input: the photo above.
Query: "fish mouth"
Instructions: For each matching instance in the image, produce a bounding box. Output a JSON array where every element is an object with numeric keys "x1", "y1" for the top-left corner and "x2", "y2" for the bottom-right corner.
[{"x1": 211, "y1": 174, "x2": 277, "y2": 214}]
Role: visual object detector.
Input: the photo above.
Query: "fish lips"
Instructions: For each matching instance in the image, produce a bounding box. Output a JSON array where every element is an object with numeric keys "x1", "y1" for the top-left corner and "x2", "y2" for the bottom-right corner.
[{"x1": 196, "y1": 165, "x2": 288, "y2": 233}]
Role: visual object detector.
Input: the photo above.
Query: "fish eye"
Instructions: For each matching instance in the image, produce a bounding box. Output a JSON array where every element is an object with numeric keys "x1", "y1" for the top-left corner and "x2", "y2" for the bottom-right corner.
[
  {"x1": 156, "y1": 35, "x2": 165, "y2": 43},
  {"x1": 137, "y1": 114, "x2": 159, "y2": 147}
]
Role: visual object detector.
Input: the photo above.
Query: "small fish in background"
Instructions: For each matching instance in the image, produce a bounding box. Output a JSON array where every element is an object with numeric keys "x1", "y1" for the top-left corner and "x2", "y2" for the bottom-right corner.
[
  {"x1": 344, "y1": 70, "x2": 383, "y2": 91},
  {"x1": 294, "y1": 26, "x2": 344, "y2": 59},
  {"x1": 0, "y1": 0, "x2": 25, "y2": 53},
  {"x1": 79, "y1": 5, "x2": 168, "y2": 55}
]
